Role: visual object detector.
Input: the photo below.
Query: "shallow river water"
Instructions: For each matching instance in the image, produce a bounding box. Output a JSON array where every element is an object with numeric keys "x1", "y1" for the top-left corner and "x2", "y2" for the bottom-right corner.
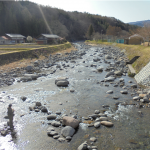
[{"x1": 0, "y1": 43, "x2": 150, "y2": 150}]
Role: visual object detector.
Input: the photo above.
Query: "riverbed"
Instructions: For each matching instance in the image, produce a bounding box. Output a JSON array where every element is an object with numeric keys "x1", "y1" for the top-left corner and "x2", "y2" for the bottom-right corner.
[{"x1": 0, "y1": 42, "x2": 150, "y2": 150}]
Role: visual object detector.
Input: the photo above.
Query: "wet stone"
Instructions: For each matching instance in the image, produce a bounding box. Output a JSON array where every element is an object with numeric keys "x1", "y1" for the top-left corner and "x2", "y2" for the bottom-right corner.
[
  {"x1": 47, "y1": 131, "x2": 58, "y2": 136},
  {"x1": 66, "y1": 136, "x2": 72, "y2": 140},
  {"x1": 106, "y1": 90, "x2": 113, "y2": 94},
  {"x1": 100, "y1": 121, "x2": 113, "y2": 127},
  {"x1": 99, "y1": 117, "x2": 108, "y2": 121},
  {"x1": 94, "y1": 122, "x2": 101, "y2": 128},
  {"x1": 53, "y1": 135, "x2": 60, "y2": 139},
  {"x1": 90, "y1": 137, "x2": 97, "y2": 142},
  {"x1": 113, "y1": 96, "x2": 119, "y2": 99},
  {"x1": 120, "y1": 90, "x2": 128, "y2": 94},
  {"x1": 61, "y1": 126, "x2": 75, "y2": 137},
  {"x1": 56, "y1": 111, "x2": 61, "y2": 115},
  {"x1": 95, "y1": 110, "x2": 100, "y2": 114},
  {"x1": 47, "y1": 114, "x2": 57, "y2": 120},
  {"x1": 51, "y1": 121, "x2": 61, "y2": 127}
]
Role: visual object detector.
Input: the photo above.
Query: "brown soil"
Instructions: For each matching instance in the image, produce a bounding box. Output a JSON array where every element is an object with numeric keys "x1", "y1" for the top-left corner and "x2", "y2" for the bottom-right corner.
[{"x1": 0, "y1": 46, "x2": 77, "y2": 73}]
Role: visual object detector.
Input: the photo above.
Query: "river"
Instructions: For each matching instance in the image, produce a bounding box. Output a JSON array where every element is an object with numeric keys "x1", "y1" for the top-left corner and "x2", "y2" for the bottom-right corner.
[{"x1": 0, "y1": 42, "x2": 150, "y2": 150}]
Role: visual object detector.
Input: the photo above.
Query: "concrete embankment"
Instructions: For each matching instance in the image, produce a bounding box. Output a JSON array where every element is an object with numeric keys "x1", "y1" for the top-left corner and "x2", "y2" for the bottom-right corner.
[{"x1": 0, "y1": 42, "x2": 71, "y2": 66}]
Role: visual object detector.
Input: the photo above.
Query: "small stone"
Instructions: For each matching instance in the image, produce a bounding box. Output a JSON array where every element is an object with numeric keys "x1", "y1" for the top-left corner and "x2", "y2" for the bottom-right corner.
[
  {"x1": 70, "y1": 89, "x2": 75, "y2": 92},
  {"x1": 53, "y1": 135, "x2": 60, "y2": 139},
  {"x1": 58, "y1": 138, "x2": 65, "y2": 142},
  {"x1": 56, "y1": 111, "x2": 61, "y2": 115},
  {"x1": 77, "y1": 141, "x2": 88, "y2": 150},
  {"x1": 20, "y1": 96, "x2": 27, "y2": 101},
  {"x1": 113, "y1": 96, "x2": 119, "y2": 99},
  {"x1": 47, "y1": 114, "x2": 57, "y2": 120},
  {"x1": 106, "y1": 90, "x2": 113, "y2": 94},
  {"x1": 59, "y1": 102, "x2": 63, "y2": 105},
  {"x1": 51, "y1": 121, "x2": 61, "y2": 127},
  {"x1": 66, "y1": 136, "x2": 72, "y2": 140},
  {"x1": 36, "y1": 102, "x2": 42, "y2": 106},
  {"x1": 120, "y1": 90, "x2": 128, "y2": 94},
  {"x1": 90, "y1": 137, "x2": 97, "y2": 142},
  {"x1": 35, "y1": 109, "x2": 40, "y2": 112},
  {"x1": 95, "y1": 110, "x2": 100, "y2": 114},
  {"x1": 133, "y1": 96, "x2": 140, "y2": 100},
  {"x1": 94, "y1": 122, "x2": 101, "y2": 128},
  {"x1": 47, "y1": 131, "x2": 58, "y2": 136}
]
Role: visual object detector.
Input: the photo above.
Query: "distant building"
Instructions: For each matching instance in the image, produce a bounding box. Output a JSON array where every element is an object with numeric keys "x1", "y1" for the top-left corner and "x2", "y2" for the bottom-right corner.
[
  {"x1": 125, "y1": 34, "x2": 144, "y2": 45},
  {"x1": 36, "y1": 34, "x2": 61, "y2": 44},
  {"x1": 0, "y1": 36, "x2": 10, "y2": 44},
  {"x1": 5, "y1": 34, "x2": 26, "y2": 44}
]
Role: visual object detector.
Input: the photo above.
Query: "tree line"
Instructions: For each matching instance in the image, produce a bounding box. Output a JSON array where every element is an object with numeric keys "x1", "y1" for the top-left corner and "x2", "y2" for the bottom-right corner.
[{"x1": 0, "y1": 1, "x2": 138, "y2": 41}]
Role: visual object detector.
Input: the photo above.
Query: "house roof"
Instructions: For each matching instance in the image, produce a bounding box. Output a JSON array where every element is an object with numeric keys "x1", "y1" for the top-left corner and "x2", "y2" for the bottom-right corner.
[
  {"x1": 6, "y1": 34, "x2": 25, "y2": 38},
  {"x1": 41, "y1": 34, "x2": 60, "y2": 39},
  {"x1": 129, "y1": 34, "x2": 144, "y2": 39},
  {"x1": 0, "y1": 36, "x2": 8, "y2": 40}
]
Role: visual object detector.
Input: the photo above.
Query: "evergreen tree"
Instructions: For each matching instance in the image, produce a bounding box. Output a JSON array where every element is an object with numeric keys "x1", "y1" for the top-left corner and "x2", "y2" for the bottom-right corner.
[{"x1": 86, "y1": 24, "x2": 95, "y2": 39}]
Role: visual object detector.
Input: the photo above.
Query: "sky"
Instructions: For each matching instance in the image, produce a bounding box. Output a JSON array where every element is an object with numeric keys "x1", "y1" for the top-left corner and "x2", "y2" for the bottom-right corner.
[{"x1": 29, "y1": 0, "x2": 150, "y2": 23}]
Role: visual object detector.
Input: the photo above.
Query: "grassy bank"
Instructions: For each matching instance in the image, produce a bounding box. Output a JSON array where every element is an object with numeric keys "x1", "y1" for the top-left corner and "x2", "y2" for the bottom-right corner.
[
  {"x1": 85, "y1": 40, "x2": 150, "y2": 73},
  {"x1": 0, "y1": 42, "x2": 72, "y2": 65}
]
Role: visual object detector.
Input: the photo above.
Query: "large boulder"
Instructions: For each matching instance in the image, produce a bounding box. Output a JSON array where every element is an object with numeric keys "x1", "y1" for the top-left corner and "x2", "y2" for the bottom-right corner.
[
  {"x1": 62, "y1": 116, "x2": 79, "y2": 128},
  {"x1": 61, "y1": 126, "x2": 75, "y2": 137}
]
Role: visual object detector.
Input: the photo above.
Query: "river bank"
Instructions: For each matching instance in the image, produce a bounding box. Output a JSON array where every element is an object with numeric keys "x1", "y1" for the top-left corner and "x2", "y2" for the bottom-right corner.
[{"x1": 0, "y1": 42, "x2": 150, "y2": 150}]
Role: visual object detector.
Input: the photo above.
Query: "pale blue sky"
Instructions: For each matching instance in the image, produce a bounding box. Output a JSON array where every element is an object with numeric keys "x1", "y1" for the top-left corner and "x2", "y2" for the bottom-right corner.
[{"x1": 30, "y1": 0, "x2": 150, "y2": 23}]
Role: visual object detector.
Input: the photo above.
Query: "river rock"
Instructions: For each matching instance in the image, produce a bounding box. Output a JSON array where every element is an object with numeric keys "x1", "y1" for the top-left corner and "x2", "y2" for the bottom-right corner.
[
  {"x1": 24, "y1": 74, "x2": 38, "y2": 80},
  {"x1": 133, "y1": 96, "x2": 140, "y2": 100},
  {"x1": 58, "y1": 137, "x2": 65, "y2": 142},
  {"x1": 51, "y1": 121, "x2": 61, "y2": 127},
  {"x1": 100, "y1": 121, "x2": 114, "y2": 127},
  {"x1": 20, "y1": 96, "x2": 27, "y2": 101},
  {"x1": 56, "y1": 80, "x2": 69, "y2": 87},
  {"x1": 61, "y1": 126, "x2": 75, "y2": 137},
  {"x1": 77, "y1": 141, "x2": 88, "y2": 150},
  {"x1": 105, "y1": 71, "x2": 114, "y2": 78},
  {"x1": 114, "y1": 70, "x2": 122, "y2": 76},
  {"x1": 131, "y1": 84, "x2": 137, "y2": 88},
  {"x1": 106, "y1": 90, "x2": 113, "y2": 94},
  {"x1": 89, "y1": 114, "x2": 99, "y2": 119},
  {"x1": 120, "y1": 90, "x2": 128, "y2": 94},
  {"x1": 105, "y1": 55, "x2": 111, "y2": 59},
  {"x1": 62, "y1": 116, "x2": 79, "y2": 128},
  {"x1": 53, "y1": 135, "x2": 60, "y2": 139},
  {"x1": 90, "y1": 137, "x2": 97, "y2": 142},
  {"x1": 95, "y1": 110, "x2": 100, "y2": 114},
  {"x1": 66, "y1": 136, "x2": 72, "y2": 140},
  {"x1": 105, "y1": 77, "x2": 115, "y2": 82},
  {"x1": 41, "y1": 106, "x2": 48, "y2": 112},
  {"x1": 47, "y1": 114, "x2": 57, "y2": 120},
  {"x1": 47, "y1": 131, "x2": 58, "y2": 136},
  {"x1": 97, "y1": 67, "x2": 103, "y2": 72},
  {"x1": 25, "y1": 66, "x2": 34, "y2": 72},
  {"x1": 36, "y1": 102, "x2": 42, "y2": 106},
  {"x1": 94, "y1": 122, "x2": 101, "y2": 128},
  {"x1": 99, "y1": 117, "x2": 108, "y2": 121}
]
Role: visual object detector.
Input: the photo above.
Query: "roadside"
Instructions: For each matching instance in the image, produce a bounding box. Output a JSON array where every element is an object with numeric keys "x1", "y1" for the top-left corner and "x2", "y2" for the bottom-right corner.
[{"x1": 85, "y1": 40, "x2": 150, "y2": 73}]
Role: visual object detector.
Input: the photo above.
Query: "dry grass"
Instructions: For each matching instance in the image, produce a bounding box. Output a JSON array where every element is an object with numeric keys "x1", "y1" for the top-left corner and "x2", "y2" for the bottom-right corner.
[
  {"x1": 0, "y1": 45, "x2": 77, "y2": 73},
  {"x1": 85, "y1": 40, "x2": 150, "y2": 73}
]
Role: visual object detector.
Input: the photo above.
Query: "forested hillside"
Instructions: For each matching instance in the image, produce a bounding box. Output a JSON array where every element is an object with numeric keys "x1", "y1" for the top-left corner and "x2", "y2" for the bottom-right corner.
[{"x1": 0, "y1": 1, "x2": 137, "y2": 41}]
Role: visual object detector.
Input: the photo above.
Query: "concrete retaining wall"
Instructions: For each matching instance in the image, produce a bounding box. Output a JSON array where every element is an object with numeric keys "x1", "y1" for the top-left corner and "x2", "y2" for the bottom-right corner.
[
  {"x1": 0, "y1": 42, "x2": 71, "y2": 65},
  {"x1": 135, "y1": 61, "x2": 150, "y2": 86}
]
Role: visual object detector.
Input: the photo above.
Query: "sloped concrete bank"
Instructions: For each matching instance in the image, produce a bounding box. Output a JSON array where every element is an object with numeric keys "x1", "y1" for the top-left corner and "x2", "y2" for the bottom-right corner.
[
  {"x1": 0, "y1": 42, "x2": 71, "y2": 66},
  {"x1": 135, "y1": 61, "x2": 150, "y2": 87}
]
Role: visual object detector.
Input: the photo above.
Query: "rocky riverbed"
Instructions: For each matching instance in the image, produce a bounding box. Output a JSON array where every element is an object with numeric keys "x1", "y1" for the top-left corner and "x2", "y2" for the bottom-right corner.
[{"x1": 0, "y1": 42, "x2": 150, "y2": 150}]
